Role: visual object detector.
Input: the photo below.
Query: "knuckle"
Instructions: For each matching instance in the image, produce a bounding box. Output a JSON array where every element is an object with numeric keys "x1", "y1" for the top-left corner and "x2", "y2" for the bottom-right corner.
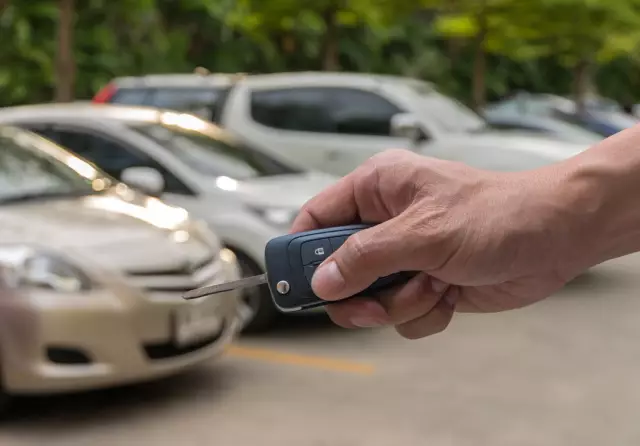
[
  {"x1": 299, "y1": 196, "x2": 319, "y2": 216},
  {"x1": 367, "y1": 148, "x2": 411, "y2": 165},
  {"x1": 382, "y1": 148, "x2": 413, "y2": 158},
  {"x1": 343, "y1": 232, "x2": 370, "y2": 263}
]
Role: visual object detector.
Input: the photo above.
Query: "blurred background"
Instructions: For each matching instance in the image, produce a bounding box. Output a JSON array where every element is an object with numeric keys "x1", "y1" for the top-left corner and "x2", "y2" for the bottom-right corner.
[
  {"x1": 3, "y1": 1, "x2": 640, "y2": 446},
  {"x1": 3, "y1": 0, "x2": 640, "y2": 113}
]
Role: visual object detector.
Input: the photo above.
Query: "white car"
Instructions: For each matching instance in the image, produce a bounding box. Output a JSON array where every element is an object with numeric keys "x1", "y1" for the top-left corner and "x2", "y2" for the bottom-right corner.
[
  {"x1": 0, "y1": 103, "x2": 339, "y2": 332},
  {"x1": 94, "y1": 71, "x2": 593, "y2": 176},
  {"x1": 0, "y1": 125, "x2": 244, "y2": 406}
]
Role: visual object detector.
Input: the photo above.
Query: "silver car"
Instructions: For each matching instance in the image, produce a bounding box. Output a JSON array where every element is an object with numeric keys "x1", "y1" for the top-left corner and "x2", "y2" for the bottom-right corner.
[
  {"x1": 0, "y1": 103, "x2": 339, "y2": 332},
  {"x1": 0, "y1": 125, "x2": 245, "y2": 408}
]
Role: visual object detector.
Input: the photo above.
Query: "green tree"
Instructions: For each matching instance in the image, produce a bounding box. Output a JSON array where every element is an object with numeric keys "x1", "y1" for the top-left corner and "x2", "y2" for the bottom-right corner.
[
  {"x1": 514, "y1": 0, "x2": 640, "y2": 112},
  {"x1": 429, "y1": 0, "x2": 554, "y2": 111},
  {"x1": 432, "y1": 0, "x2": 640, "y2": 111},
  {"x1": 55, "y1": 0, "x2": 75, "y2": 102},
  {"x1": 2, "y1": 0, "x2": 640, "y2": 111},
  {"x1": 229, "y1": 0, "x2": 420, "y2": 71},
  {"x1": 0, "y1": 1, "x2": 58, "y2": 105}
]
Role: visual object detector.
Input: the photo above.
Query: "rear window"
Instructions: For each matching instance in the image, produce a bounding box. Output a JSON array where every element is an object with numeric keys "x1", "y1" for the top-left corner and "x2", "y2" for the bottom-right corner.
[
  {"x1": 110, "y1": 88, "x2": 153, "y2": 105},
  {"x1": 150, "y1": 88, "x2": 230, "y2": 123}
]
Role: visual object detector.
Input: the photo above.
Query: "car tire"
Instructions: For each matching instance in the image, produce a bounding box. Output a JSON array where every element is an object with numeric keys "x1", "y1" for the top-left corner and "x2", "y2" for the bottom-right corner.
[
  {"x1": 233, "y1": 251, "x2": 280, "y2": 333},
  {"x1": 0, "y1": 382, "x2": 11, "y2": 419}
]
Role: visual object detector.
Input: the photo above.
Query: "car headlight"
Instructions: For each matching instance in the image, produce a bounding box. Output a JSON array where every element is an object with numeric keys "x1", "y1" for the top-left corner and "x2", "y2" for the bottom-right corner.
[
  {"x1": 191, "y1": 219, "x2": 222, "y2": 251},
  {"x1": 248, "y1": 205, "x2": 298, "y2": 229},
  {"x1": 0, "y1": 246, "x2": 93, "y2": 293}
]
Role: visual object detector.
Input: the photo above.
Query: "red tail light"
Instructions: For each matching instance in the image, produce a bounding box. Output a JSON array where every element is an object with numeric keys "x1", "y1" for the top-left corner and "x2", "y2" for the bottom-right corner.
[{"x1": 92, "y1": 82, "x2": 117, "y2": 103}]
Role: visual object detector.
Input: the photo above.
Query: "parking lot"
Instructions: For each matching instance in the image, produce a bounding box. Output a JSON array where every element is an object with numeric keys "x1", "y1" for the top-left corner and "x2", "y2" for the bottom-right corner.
[{"x1": 2, "y1": 253, "x2": 640, "y2": 446}]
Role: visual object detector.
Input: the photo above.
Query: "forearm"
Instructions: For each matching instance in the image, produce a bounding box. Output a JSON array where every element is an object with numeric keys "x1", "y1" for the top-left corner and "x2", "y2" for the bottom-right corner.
[{"x1": 545, "y1": 124, "x2": 640, "y2": 273}]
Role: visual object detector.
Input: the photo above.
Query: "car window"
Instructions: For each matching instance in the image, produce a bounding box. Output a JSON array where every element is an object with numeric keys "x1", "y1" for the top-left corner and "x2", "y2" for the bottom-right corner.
[
  {"x1": 250, "y1": 87, "x2": 403, "y2": 136},
  {"x1": 250, "y1": 88, "x2": 334, "y2": 133},
  {"x1": 128, "y1": 121, "x2": 302, "y2": 179},
  {"x1": 148, "y1": 88, "x2": 227, "y2": 121},
  {"x1": 490, "y1": 122, "x2": 545, "y2": 133},
  {"x1": 111, "y1": 88, "x2": 153, "y2": 105},
  {"x1": 487, "y1": 97, "x2": 558, "y2": 117},
  {"x1": 410, "y1": 90, "x2": 486, "y2": 133},
  {"x1": 326, "y1": 88, "x2": 402, "y2": 136},
  {"x1": 36, "y1": 127, "x2": 193, "y2": 195},
  {"x1": 0, "y1": 128, "x2": 100, "y2": 204},
  {"x1": 591, "y1": 110, "x2": 638, "y2": 129},
  {"x1": 46, "y1": 130, "x2": 144, "y2": 176}
]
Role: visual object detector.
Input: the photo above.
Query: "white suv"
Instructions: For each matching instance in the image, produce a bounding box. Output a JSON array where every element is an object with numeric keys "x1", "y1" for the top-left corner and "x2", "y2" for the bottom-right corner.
[{"x1": 94, "y1": 71, "x2": 592, "y2": 176}]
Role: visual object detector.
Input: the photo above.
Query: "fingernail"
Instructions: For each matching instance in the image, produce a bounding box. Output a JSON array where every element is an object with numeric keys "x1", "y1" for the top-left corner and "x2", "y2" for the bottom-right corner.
[
  {"x1": 311, "y1": 260, "x2": 345, "y2": 296},
  {"x1": 350, "y1": 317, "x2": 383, "y2": 328},
  {"x1": 431, "y1": 278, "x2": 449, "y2": 293}
]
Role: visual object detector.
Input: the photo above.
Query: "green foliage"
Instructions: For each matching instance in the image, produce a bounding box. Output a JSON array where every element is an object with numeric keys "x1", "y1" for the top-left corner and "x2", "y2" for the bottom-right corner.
[
  {"x1": 509, "y1": 0, "x2": 640, "y2": 67},
  {"x1": 431, "y1": 0, "x2": 640, "y2": 65},
  {"x1": 0, "y1": 2, "x2": 58, "y2": 104},
  {"x1": 1, "y1": 0, "x2": 640, "y2": 108}
]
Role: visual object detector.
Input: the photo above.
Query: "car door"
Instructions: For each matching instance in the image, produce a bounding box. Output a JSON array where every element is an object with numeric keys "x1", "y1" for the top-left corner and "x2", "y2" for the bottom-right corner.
[{"x1": 225, "y1": 85, "x2": 410, "y2": 177}]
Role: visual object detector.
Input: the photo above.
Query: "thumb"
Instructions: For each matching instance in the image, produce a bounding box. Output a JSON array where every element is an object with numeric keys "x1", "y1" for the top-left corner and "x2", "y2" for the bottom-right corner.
[{"x1": 310, "y1": 218, "x2": 413, "y2": 301}]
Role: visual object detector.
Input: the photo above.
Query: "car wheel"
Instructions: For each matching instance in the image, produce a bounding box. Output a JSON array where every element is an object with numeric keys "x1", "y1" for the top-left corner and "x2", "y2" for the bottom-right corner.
[
  {"x1": 234, "y1": 251, "x2": 280, "y2": 333},
  {"x1": 0, "y1": 382, "x2": 11, "y2": 419}
]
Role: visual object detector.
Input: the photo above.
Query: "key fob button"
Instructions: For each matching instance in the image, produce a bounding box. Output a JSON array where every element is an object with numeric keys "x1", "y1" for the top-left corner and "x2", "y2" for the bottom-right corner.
[
  {"x1": 304, "y1": 264, "x2": 318, "y2": 283},
  {"x1": 330, "y1": 236, "x2": 348, "y2": 251},
  {"x1": 301, "y1": 239, "x2": 332, "y2": 265}
]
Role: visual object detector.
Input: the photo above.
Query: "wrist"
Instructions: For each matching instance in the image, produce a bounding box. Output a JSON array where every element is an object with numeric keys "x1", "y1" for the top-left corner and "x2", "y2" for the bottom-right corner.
[
  {"x1": 537, "y1": 127, "x2": 640, "y2": 276},
  {"x1": 534, "y1": 161, "x2": 605, "y2": 278}
]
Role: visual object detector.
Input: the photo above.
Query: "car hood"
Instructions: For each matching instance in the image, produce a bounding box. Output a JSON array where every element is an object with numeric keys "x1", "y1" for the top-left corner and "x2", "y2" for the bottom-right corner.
[
  {"x1": 415, "y1": 131, "x2": 592, "y2": 172},
  {"x1": 0, "y1": 190, "x2": 213, "y2": 273},
  {"x1": 450, "y1": 131, "x2": 588, "y2": 155},
  {"x1": 205, "y1": 171, "x2": 339, "y2": 209},
  {"x1": 422, "y1": 131, "x2": 589, "y2": 159}
]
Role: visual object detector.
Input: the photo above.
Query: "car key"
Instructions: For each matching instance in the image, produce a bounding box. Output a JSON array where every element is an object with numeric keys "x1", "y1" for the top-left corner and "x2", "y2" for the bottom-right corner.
[{"x1": 183, "y1": 224, "x2": 416, "y2": 313}]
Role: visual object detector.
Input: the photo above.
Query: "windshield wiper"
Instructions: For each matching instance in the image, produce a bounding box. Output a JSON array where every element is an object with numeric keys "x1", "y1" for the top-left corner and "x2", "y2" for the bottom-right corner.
[{"x1": 0, "y1": 189, "x2": 95, "y2": 205}]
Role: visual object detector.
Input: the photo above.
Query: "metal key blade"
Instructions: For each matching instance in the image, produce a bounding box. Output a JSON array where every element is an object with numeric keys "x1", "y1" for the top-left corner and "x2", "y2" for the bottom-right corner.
[{"x1": 182, "y1": 274, "x2": 268, "y2": 300}]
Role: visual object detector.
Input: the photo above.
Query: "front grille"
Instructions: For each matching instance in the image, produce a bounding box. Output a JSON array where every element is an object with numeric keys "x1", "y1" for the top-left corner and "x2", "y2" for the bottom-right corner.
[
  {"x1": 124, "y1": 254, "x2": 223, "y2": 294},
  {"x1": 143, "y1": 321, "x2": 226, "y2": 360},
  {"x1": 47, "y1": 346, "x2": 93, "y2": 365},
  {"x1": 127, "y1": 254, "x2": 214, "y2": 277}
]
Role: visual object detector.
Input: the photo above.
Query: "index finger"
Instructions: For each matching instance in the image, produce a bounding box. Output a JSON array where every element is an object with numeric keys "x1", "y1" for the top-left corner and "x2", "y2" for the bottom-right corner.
[{"x1": 290, "y1": 174, "x2": 359, "y2": 233}]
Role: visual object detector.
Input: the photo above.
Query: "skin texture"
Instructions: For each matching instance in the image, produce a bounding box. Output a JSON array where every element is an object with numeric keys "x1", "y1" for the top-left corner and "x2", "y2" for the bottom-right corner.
[{"x1": 291, "y1": 125, "x2": 640, "y2": 340}]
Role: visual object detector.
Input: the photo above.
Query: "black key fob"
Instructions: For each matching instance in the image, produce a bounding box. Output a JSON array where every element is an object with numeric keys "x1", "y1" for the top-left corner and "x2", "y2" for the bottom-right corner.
[{"x1": 264, "y1": 223, "x2": 416, "y2": 313}]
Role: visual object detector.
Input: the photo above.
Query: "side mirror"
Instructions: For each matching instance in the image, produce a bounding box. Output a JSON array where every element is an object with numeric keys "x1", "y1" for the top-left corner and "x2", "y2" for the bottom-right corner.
[
  {"x1": 390, "y1": 113, "x2": 423, "y2": 143},
  {"x1": 121, "y1": 167, "x2": 165, "y2": 196}
]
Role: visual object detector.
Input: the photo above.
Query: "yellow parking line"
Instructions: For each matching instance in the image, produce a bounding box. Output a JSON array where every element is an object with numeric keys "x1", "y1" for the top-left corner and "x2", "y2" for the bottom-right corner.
[{"x1": 225, "y1": 345, "x2": 375, "y2": 375}]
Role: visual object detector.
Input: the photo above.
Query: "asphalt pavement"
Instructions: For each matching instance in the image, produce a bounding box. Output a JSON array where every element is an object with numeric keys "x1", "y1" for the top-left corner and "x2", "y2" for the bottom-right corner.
[{"x1": 3, "y1": 253, "x2": 640, "y2": 446}]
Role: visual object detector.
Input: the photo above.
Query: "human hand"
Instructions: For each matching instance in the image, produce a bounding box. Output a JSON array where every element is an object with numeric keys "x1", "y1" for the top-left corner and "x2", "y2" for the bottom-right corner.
[{"x1": 291, "y1": 149, "x2": 588, "y2": 339}]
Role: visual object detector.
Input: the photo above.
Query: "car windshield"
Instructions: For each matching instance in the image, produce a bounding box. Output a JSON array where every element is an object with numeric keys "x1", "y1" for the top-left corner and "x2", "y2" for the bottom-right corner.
[
  {"x1": 541, "y1": 121, "x2": 603, "y2": 143},
  {"x1": 400, "y1": 80, "x2": 487, "y2": 133},
  {"x1": 550, "y1": 109, "x2": 638, "y2": 135},
  {"x1": 0, "y1": 127, "x2": 108, "y2": 205},
  {"x1": 590, "y1": 110, "x2": 639, "y2": 128},
  {"x1": 128, "y1": 120, "x2": 302, "y2": 180},
  {"x1": 486, "y1": 109, "x2": 604, "y2": 143}
]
